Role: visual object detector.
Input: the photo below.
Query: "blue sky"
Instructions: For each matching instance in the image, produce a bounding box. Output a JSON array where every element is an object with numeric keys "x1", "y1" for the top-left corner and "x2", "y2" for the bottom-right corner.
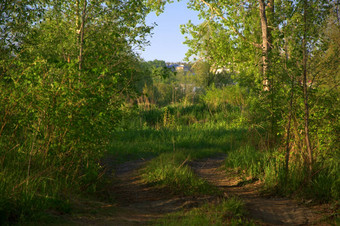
[{"x1": 139, "y1": 1, "x2": 201, "y2": 63}]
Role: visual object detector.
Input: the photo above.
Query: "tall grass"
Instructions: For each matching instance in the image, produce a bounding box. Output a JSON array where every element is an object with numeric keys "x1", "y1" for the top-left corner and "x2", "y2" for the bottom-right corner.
[
  {"x1": 114, "y1": 95, "x2": 339, "y2": 205},
  {"x1": 225, "y1": 146, "x2": 340, "y2": 202},
  {"x1": 0, "y1": 145, "x2": 103, "y2": 224},
  {"x1": 109, "y1": 124, "x2": 247, "y2": 163},
  {"x1": 110, "y1": 100, "x2": 247, "y2": 163}
]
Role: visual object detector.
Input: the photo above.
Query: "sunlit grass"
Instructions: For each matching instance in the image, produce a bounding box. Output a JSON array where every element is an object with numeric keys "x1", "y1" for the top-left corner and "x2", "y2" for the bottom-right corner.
[
  {"x1": 108, "y1": 123, "x2": 247, "y2": 163},
  {"x1": 141, "y1": 152, "x2": 220, "y2": 195},
  {"x1": 225, "y1": 146, "x2": 340, "y2": 202}
]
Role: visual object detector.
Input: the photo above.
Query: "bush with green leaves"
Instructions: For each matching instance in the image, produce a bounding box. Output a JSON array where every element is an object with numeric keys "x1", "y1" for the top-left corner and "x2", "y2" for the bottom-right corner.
[
  {"x1": 0, "y1": 0, "x2": 153, "y2": 223},
  {"x1": 0, "y1": 56, "x2": 127, "y2": 223}
]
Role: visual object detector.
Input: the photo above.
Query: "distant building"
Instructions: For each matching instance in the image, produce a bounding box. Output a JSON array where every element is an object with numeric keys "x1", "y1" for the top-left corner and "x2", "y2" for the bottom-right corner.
[
  {"x1": 175, "y1": 64, "x2": 189, "y2": 72},
  {"x1": 166, "y1": 63, "x2": 190, "y2": 72}
]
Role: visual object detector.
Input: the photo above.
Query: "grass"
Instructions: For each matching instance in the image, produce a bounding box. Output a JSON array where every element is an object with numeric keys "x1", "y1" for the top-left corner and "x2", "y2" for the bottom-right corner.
[
  {"x1": 225, "y1": 146, "x2": 340, "y2": 202},
  {"x1": 0, "y1": 143, "x2": 103, "y2": 224},
  {"x1": 2, "y1": 99, "x2": 338, "y2": 224},
  {"x1": 108, "y1": 120, "x2": 247, "y2": 196},
  {"x1": 0, "y1": 101, "x2": 246, "y2": 224},
  {"x1": 155, "y1": 197, "x2": 255, "y2": 226},
  {"x1": 112, "y1": 102, "x2": 339, "y2": 204},
  {"x1": 108, "y1": 123, "x2": 247, "y2": 163},
  {"x1": 141, "y1": 152, "x2": 220, "y2": 195},
  {"x1": 106, "y1": 104, "x2": 248, "y2": 199}
]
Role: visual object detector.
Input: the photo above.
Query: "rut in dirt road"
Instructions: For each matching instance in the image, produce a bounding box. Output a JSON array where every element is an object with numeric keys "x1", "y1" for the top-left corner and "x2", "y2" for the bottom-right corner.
[{"x1": 191, "y1": 155, "x2": 325, "y2": 225}]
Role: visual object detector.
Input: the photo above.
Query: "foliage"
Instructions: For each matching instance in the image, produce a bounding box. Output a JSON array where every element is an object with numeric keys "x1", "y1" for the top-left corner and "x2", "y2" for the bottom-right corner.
[
  {"x1": 0, "y1": 0, "x2": 153, "y2": 223},
  {"x1": 178, "y1": 0, "x2": 339, "y2": 191},
  {"x1": 1, "y1": 0, "x2": 339, "y2": 223},
  {"x1": 202, "y1": 85, "x2": 247, "y2": 111}
]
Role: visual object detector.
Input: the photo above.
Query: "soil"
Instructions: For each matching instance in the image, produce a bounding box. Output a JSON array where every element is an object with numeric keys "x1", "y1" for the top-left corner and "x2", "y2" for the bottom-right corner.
[{"x1": 66, "y1": 155, "x2": 334, "y2": 225}]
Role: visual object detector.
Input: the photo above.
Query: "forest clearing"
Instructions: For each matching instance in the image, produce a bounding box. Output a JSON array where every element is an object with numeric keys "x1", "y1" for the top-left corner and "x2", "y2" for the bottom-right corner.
[{"x1": 1, "y1": 0, "x2": 339, "y2": 225}]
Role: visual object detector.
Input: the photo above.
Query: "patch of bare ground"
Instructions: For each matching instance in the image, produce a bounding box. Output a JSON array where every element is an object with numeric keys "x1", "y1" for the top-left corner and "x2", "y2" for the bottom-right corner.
[
  {"x1": 66, "y1": 158, "x2": 215, "y2": 225},
  {"x1": 190, "y1": 155, "x2": 334, "y2": 225}
]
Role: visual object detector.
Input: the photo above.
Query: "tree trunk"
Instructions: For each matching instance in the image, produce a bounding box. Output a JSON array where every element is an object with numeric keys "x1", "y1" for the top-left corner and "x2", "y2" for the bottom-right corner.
[
  {"x1": 259, "y1": 0, "x2": 276, "y2": 146},
  {"x1": 285, "y1": 77, "x2": 294, "y2": 179},
  {"x1": 267, "y1": 0, "x2": 275, "y2": 145},
  {"x1": 303, "y1": 0, "x2": 313, "y2": 178},
  {"x1": 258, "y1": 0, "x2": 269, "y2": 91},
  {"x1": 284, "y1": 32, "x2": 293, "y2": 179},
  {"x1": 79, "y1": 0, "x2": 87, "y2": 72},
  {"x1": 76, "y1": 0, "x2": 80, "y2": 47},
  {"x1": 267, "y1": 0, "x2": 274, "y2": 49}
]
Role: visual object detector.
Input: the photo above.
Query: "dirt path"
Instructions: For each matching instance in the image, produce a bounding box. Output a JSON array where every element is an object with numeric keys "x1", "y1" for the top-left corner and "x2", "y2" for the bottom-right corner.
[
  {"x1": 190, "y1": 155, "x2": 329, "y2": 225},
  {"x1": 68, "y1": 159, "x2": 215, "y2": 225},
  {"x1": 110, "y1": 159, "x2": 214, "y2": 225},
  {"x1": 67, "y1": 156, "x2": 332, "y2": 225}
]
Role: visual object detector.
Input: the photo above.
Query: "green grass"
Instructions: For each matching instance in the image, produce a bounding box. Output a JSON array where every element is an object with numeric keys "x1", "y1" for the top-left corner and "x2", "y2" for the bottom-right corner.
[
  {"x1": 107, "y1": 104, "x2": 248, "y2": 196},
  {"x1": 2, "y1": 99, "x2": 337, "y2": 225},
  {"x1": 155, "y1": 197, "x2": 255, "y2": 226},
  {"x1": 0, "y1": 101, "x2": 245, "y2": 224},
  {"x1": 108, "y1": 124, "x2": 247, "y2": 163},
  {"x1": 225, "y1": 145, "x2": 269, "y2": 178},
  {"x1": 225, "y1": 146, "x2": 340, "y2": 202},
  {"x1": 0, "y1": 144, "x2": 103, "y2": 224},
  {"x1": 105, "y1": 103, "x2": 250, "y2": 201},
  {"x1": 141, "y1": 152, "x2": 220, "y2": 195}
]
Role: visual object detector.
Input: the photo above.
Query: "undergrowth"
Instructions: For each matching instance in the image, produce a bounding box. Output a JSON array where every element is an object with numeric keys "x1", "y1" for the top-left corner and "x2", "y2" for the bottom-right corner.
[
  {"x1": 225, "y1": 146, "x2": 340, "y2": 202},
  {"x1": 0, "y1": 148, "x2": 102, "y2": 224},
  {"x1": 2, "y1": 83, "x2": 338, "y2": 224}
]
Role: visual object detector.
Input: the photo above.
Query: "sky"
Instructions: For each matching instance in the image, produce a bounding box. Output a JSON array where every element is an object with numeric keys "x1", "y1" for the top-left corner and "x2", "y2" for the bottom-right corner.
[{"x1": 139, "y1": 1, "x2": 202, "y2": 63}]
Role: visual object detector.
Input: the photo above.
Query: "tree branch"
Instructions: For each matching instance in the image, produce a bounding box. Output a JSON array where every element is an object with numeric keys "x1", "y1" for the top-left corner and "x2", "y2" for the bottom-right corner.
[{"x1": 198, "y1": 0, "x2": 262, "y2": 49}]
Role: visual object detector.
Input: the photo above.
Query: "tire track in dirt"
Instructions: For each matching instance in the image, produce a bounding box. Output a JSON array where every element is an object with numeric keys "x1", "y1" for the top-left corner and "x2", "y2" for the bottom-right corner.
[{"x1": 190, "y1": 155, "x2": 328, "y2": 225}]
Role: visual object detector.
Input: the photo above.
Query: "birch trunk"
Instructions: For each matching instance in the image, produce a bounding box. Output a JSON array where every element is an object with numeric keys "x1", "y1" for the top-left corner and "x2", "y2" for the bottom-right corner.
[
  {"x1": 258, "y1": 0, "x2": 269, "y2": 91},
  {"x1": 303, "y1": 0, "x2": 313, "y2": 178},
  {"x1": 79, "y1": 0, "x2": 87, "y2": 72}
]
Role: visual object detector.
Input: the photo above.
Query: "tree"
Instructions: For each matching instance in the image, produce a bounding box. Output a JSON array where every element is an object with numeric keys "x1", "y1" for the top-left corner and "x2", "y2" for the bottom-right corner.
[
  {"x1": 170, "y1": 0, "x2": 335, "y2": 176},
  {"x1": 0, "y1": 1, "x2": 155, "y2": 221},
  {"x1": 302, "y1": 0, "x2": 313, "y2": 178}
]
